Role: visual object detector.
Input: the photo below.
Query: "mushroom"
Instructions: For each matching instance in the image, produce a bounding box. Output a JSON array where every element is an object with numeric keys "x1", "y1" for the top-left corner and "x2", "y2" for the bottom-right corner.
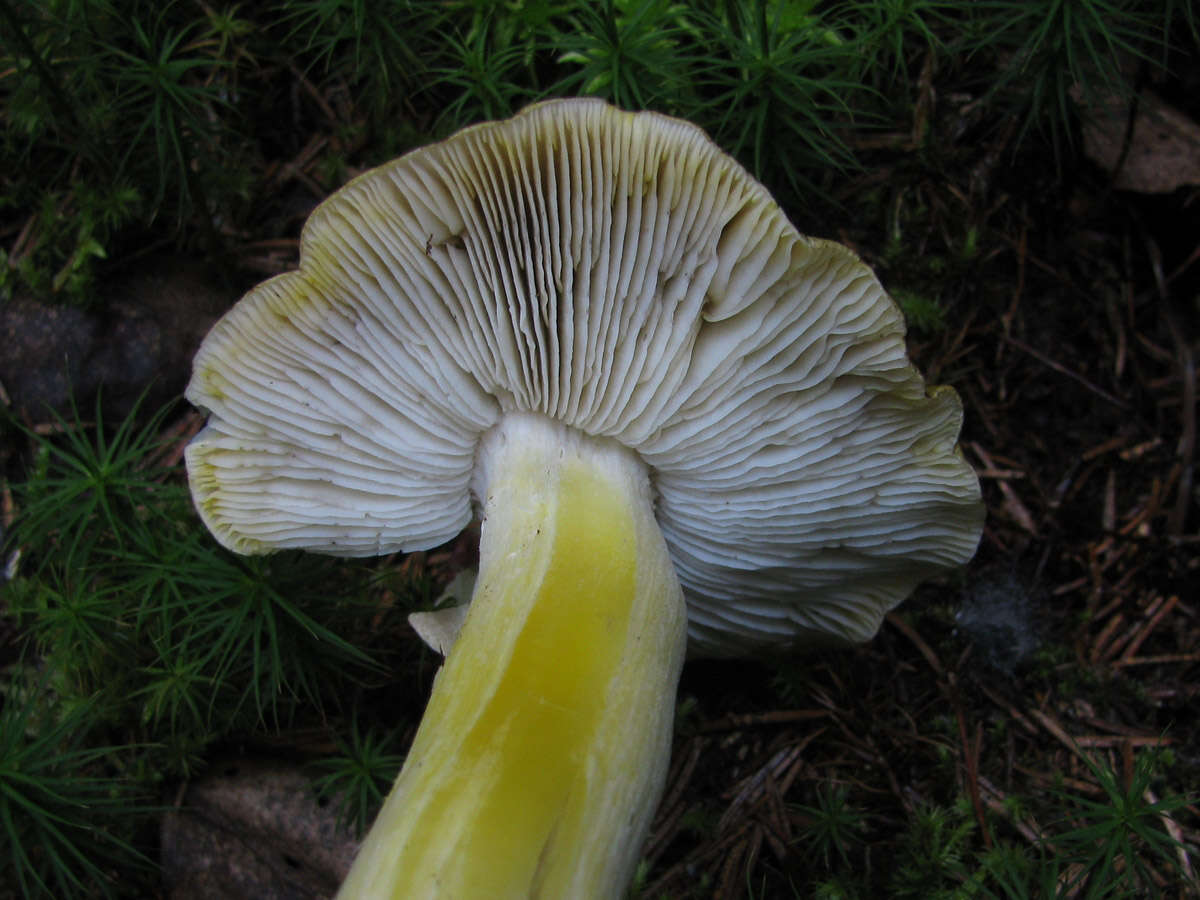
[{"x1": 185, "y1": 99, "x2": 984, "y2": 899}]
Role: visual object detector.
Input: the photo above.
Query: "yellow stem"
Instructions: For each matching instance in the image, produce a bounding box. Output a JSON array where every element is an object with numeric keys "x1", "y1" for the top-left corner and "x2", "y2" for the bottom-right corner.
[{"x1": 337, "y1": 413, "x2": 688, "y2": 900}]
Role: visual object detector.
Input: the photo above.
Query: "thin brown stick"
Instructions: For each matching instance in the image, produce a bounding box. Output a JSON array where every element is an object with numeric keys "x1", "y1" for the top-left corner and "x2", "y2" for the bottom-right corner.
[
  {"x1": 886, "y1": 612, "x2": 943, "y2": 675},
  {"x1": 1120, "y1": 596, "x2": 1180, "y2": 662},
  {"x1": 699, "y1": 709, "x2": 829, "y2": 733},
  {"x1": 969, "y1": 442, "x2": 1038, "y2": 533},
  {"x1": 1001, "y1": 334, "x2": 1129, "y2": 408}
]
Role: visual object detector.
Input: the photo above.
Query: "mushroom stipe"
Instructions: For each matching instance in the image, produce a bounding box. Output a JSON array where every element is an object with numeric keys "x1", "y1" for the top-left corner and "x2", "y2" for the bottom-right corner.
[{"x1": 185, "y1": 99, "x2": 984, "y2": 899}]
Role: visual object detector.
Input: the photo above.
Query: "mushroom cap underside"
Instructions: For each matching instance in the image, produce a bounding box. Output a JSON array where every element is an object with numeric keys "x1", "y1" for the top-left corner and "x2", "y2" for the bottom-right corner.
[{"x1": 186, "y1": 98, "x2": 984, "y2": 655}]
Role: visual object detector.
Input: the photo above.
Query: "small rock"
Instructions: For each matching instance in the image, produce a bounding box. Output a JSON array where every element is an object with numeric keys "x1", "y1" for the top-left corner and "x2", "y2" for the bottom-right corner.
[
  {"x1": 1081, "y1": 88, "x2": 1200, "y2": 194},
  {"x1": 161, "y1": 757, "x2": 360, "y2": 900},
  {"x1": 0, "y1": 254, "x2": 233, "y2": 422}
]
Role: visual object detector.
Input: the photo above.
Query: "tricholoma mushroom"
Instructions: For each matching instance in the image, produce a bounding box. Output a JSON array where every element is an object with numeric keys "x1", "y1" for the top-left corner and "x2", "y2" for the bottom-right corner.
[{"x1": 186, "y1": 99, "x2": 984, "y2": 898}]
